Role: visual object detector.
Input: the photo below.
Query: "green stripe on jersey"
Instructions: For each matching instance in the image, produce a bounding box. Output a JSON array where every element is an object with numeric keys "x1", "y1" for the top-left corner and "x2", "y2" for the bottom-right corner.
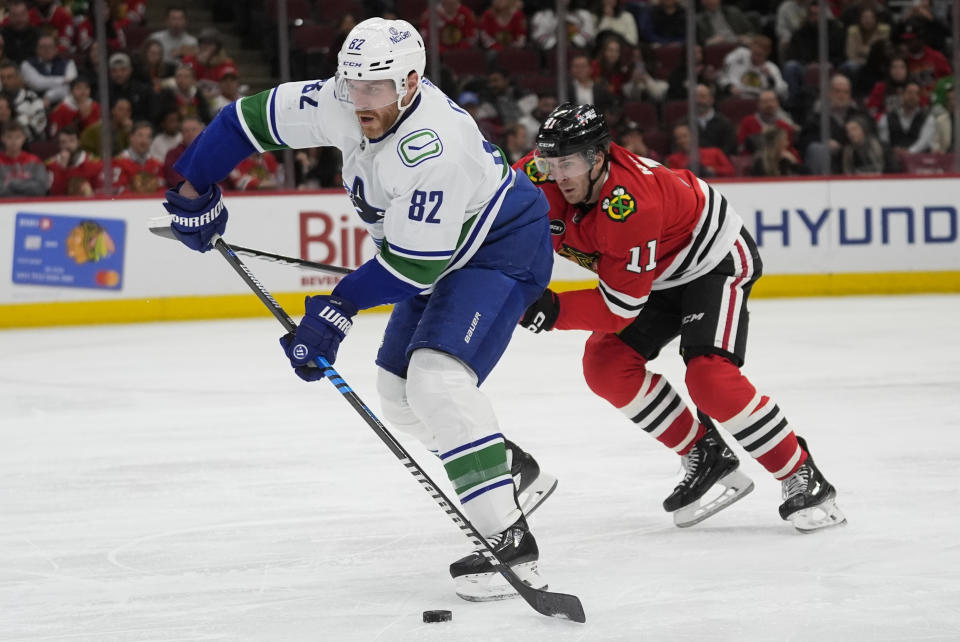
[
  {"x1": 380, "y1": 214, "x2": 478, "y2": 286},
  {"x1": 238, "y1": 90, "x2": 287, "y2": 151},
  {"x1": 443, "y1": 442, "x2": 510, "y2": 495}
]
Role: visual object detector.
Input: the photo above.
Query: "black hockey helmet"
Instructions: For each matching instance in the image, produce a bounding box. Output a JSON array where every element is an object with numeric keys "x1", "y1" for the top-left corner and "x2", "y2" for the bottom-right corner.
[{"x1": 535, "y1": 102, "x2": 611, "y2": 159}]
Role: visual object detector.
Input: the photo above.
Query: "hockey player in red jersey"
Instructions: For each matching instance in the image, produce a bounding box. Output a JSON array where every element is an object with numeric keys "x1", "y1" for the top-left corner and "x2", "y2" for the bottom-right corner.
[{"x1": 516, "y1": 103, "x2": 846, "y2": 532}]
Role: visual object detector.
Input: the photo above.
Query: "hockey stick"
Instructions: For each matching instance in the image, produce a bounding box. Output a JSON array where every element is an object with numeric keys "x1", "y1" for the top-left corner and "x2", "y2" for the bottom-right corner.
[
  {"x1": 200, "y1": 234, "x2": 586, "y2": 623},
  {"x1": 149, "y1": 224, "x2": 353, "y2": 276}
]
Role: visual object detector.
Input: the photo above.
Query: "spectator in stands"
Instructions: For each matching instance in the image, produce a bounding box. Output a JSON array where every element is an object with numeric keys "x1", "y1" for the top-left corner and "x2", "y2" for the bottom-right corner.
[
  {"x1": 135, "y1": 38, "x2": 177, "y2": 93},
  {"x1": 108, "y1": 52, "x2": 156, "y2": 123},
  {"x1": 518, "y1": 93, "x2": 558, "y2": 148},
  {"x1": 150, "y1": 110, "x2": 182, "y2": 162},
  {"x1": 718, "y1": 36, "x2": 787, "y2": 99},
  {"x1": 844, "y1": 7, "x2": 889, "y2": 73},
  {"x1": 749, "y1": 127, "x2": 804, "y2": 176},
  {"x1": 0, "y1": 61, "x2": 45, "y2": 141},
  {"x1": 781, "y1": 2, "x2": 844, "y2": 105},
  {"x1": 737, "y1": 89, "x2": 798, "y2": 154},
  {"x1": 865, "y1": 55, "x2": 910, "y2": 119},
  {"x1": 33, "y1": 0, "x2": 75, "y2": 55},
  {"x1": 163, "y1": 115, "x2": 203, "y2": 186},
  {"x1": 591, "y1": 34, "x2": 631, "y2": 98},
  {"x1": 73, "y1": 40, "x2": 102, "y2": 96},
  {"x1": 0, "y1": 96, "x2": 16, "y2": 133},
  {"x1": 457, "y1": 90, "x2": 498, "y2": 141},
  {"x1": 226, "y1": 152, "x2": 281, "y2": 191},
  {"x1": 327, "y1": 14, "x2": 358, "y2": 75},
  {"x1": 666, "y1": 121, "x2": 735, "y2": 177},
  {"x1": 900, "y1": 23, "x2": 951, "y2": 96},
  {"x1": 182, "y1": 28, "x2": 236, "y2": 101},
  {"x1": 75, "y1": 0, "x2": 132, "y2": 53},
  {"x1": 80, "y1": 97, "x2": 132, "y2": 156},
  {"x1": 20, "y1": 33, "x2": 76, "y2": 106},
  {"x1": 595, "y1": 0, "x2": 638, "y2": 47},
  {"x1": 696, "y1": 0, "x2": 754, "y2": 46},
  {"x1": 877, "y1": 81, "x2": 935, "y2": 154},
  {"x1": 0, "y1": 120, "x2": 46, "y2": 196},
  {"x1": 620, "y1": 122, "x2": 658, "y2": 160},
  {"x1": 929, "y1": 77, "x2": 953, "y2": 153},
  {"x1": 694, "y1": 83, "x2": 737, "y2": 155},
  {"x1": 295, "y1": 147, "x2": 343, "y2": 189},
  {"x1": 46, "y1": 125, "x2": 103, "y2": 196},
  {"x1": 421, "y1": 0, "x2": 477, "y2": 52},
  {"x1": 48, "y1": 76, "x2": 99, "y2": 137},
  {"x1": 800, "y1": 74, "x2": 868, "y2": 174},
  {"x1": 479, "y1": 0, "x2": 527, "y2": 51},
  {"x1": 0, "y1": 1, "x2": 38, "y2": 64},
  {"x1": 895, "y1": 0, "x2": 950, "y2": 53},
  {"x1": 666, "y1": 45, "x2": 719, "y2": 100},
  {"x1": 569, "y1": 53, "x2": 613, "y2": 112},
  {"x1": 158, "y1": 63, "x2": 211, "y2": 124},
  {"x1": 474, "y1": 67, "x2": 527, "y2": 127},
  {"x1": 840, "y1": 116, "x2": 887, "y2": 174},
  {"x1": 622, "y1": 47, "x2": 668, "y2": 103},
  {"x1": 637, "y1": 0, "x2": 685, "y2": 45},
  {"x1": 531, "y1": 0, "x2": 595, "y2": 50},
  {"x1": 775, "y1": 0, "x2": 808, "y2": 60},
  {"x1": 124, "y1": 0, "x2": 148, "y2": 26},
  {"x1": 502, "y1": 122, "x2": 529, "y2": 164},
  {"x1": 113, "y1": 120, "x2": 165, "y2": 194},
  {"x1": 211, "y1": 66, "x2": 242, "y2": 115},
  {"x1": 150, "y1": 6, "x2": 198, "y2": 64}
]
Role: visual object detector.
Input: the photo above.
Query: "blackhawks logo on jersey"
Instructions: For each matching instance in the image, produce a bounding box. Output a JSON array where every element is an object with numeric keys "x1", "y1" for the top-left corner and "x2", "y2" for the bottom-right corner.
[
  {"x1": 559, "y1": 243, "x2": 600, "y2": 273},
  {"x1": 523, "y1": 157, "x2": 548, "y2": 184},
  {"x1": 602, "y1": 185, "x2": 637, "y2": 222}
]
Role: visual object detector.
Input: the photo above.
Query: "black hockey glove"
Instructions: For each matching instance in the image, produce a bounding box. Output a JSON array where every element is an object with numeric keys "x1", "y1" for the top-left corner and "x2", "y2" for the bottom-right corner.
[{"x1": 520, "y1": 289, "x2": 559, "y2": 333}]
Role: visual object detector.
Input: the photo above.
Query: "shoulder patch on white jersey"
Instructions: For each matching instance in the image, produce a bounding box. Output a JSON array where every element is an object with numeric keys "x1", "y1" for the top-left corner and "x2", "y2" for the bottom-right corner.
[{"x1": 397, "y1": 129, "x2": 443, "y2": 167}]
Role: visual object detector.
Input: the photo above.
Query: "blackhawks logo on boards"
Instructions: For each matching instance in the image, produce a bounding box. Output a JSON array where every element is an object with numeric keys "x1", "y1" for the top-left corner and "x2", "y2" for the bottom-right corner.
[
  {"x1": 602, "y1": 185, "x2": 636, "y2": 222},
  {"x1": 558, "y1": 244, "x2": 600, "y2": 273},
  {"x1": 524, "y1": 157, "x2": 548, "y2": 184}
]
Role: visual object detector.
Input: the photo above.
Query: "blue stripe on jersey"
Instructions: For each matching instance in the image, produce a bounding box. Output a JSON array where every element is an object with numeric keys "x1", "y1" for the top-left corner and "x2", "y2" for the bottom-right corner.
[
  {"x1": 446, "y1": 168, "x2": 514, "y2": 269},
  {"x1": 388, "y1": 243, "x2": 455, "y2": 258},
  {"x1": 173, "y1": 102, "x2": 258, "y2": 193},
  {"x1": 268, "y1": 88, "x2": 286, "y2": 147},
  {"x1": 440, "y1": 432, "x2": 505, "y2": 460},
  {"x1": 461, "y1": 477, "x2": 513, "y2": 503},
  {"x1": 331, "y1": 256, "x2": 423, "y2": 311}
]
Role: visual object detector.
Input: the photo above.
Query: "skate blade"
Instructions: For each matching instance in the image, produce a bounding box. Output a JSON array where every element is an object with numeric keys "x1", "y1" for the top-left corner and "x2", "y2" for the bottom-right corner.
[
  {"x1": 453, "y1": 561, "x2": 546, "y2": 602},
  {"x1": 790, "y1": 496, "x2": 847, "y2": 533},
  {"x1": 518, "y1": 473, "x2": 558, "y2": 518},
  {"x1": 673, "y1": 469, "x2": 755, "y2": 528}
]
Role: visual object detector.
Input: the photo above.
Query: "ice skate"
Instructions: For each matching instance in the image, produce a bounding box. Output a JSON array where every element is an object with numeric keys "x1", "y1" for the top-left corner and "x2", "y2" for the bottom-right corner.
[
  {"x1": 779, "y1": 436, "x2": 847, "y2": 533},
  {"x1": 505, "y1": 438, "x2": 558, "y2": 517},
  {"x1": 449, "y1": 516, "x2": 546, "y2": 601},
  {"x1": 663, "y1": 424, "x2": 754, "y2": 527}
]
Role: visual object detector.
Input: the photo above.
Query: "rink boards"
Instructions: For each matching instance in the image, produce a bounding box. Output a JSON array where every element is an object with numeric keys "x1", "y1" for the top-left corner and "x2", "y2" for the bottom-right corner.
[{"x1": 2, "y1": 174, "x2": 959, "y2": 328}]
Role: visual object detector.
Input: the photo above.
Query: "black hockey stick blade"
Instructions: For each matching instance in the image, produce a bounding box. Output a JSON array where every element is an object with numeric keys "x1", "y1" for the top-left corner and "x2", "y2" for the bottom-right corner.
[
  {"x1": 203, "y1": 235, "x2": 586, "y2": 623},
  {"x1": 148, "y1": 221, "x2": 353, "y2": 275}
]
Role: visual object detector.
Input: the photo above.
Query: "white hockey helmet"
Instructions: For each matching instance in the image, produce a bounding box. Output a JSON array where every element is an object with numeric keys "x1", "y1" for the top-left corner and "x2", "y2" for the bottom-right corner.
[{"x1": 335, "y1": 18, "x2": 426, "y2": 111}]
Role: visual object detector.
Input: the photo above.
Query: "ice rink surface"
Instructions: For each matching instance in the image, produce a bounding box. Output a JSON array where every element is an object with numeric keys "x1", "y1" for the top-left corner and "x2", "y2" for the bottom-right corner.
[{"x1": 2, "y1": 294, "x2": 960, "y2": 641}]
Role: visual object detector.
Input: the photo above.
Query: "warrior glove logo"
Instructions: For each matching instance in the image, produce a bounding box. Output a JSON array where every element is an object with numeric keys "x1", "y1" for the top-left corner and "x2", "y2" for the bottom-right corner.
[
  {"x1": 318, "y1": 305, "x2": 353, "y2": 334},
  {"x1": 292, "y1": 344, "x2": 309, "y2": 360},
  {"x1": 602, "y1": 185, "x2": 637, "y2": 222}
]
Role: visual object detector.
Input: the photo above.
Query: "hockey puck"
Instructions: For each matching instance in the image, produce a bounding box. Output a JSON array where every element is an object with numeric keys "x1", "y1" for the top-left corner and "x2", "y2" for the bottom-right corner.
[{"x1": 422, "y1": 609, "x2": 452, "y2": 623}]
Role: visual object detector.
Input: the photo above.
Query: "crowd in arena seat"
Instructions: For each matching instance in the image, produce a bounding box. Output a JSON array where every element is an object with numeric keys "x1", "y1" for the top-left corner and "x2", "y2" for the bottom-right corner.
[
  {"x1": 0, "y1": 0, "x2": 956, "y2": 199},
  {"x1": 0, "y1": 0, "x2": 281, "y2": 198}
]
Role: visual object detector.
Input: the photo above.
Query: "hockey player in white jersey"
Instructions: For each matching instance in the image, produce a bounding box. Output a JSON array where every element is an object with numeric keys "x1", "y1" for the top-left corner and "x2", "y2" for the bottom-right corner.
[{"x1": 161, "y1": 18, "x2": 557, "y2": 601}]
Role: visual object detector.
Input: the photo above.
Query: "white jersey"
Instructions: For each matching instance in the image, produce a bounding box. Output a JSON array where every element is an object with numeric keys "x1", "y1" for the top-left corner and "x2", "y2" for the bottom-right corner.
[{"x1": 233, "y1": 78, "x2": 514, "y2": 290}]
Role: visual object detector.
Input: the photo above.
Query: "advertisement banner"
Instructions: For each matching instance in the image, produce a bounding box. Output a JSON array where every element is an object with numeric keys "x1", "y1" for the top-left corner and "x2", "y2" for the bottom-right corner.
[{"x1": 11, "y1": 212, "x2": 126, "y2": 290}]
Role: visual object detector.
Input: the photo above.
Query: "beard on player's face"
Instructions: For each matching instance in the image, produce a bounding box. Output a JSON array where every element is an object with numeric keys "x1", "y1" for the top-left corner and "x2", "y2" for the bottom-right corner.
[{"x1": 356, "y1": 102, "x2": 400, "y2": 138}]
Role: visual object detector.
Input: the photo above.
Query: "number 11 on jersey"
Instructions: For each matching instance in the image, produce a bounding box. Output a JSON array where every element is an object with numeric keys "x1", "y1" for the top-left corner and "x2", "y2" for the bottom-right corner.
[{"x1": 626, "y1": 240, "x2": 657, "y2": 273}]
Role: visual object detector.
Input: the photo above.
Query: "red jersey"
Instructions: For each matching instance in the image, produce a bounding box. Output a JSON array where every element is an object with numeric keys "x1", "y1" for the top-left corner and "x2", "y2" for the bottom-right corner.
[
  {"x1": 666, "y1": 148, "x2": 735, "y2": 177},
  {"x1": 46, "y1": 150, "x2": 103, "y2": 195},
  {"x1": 226, "y1": 153, "x2": 279, "y2": 190},
  {"x1": 906, "y1": 47, "x2": 952, "y2": 94},
  {"x1": 48, "y1": 98, "x2": 101, "y2": 137},
  {"x1": 421, "y1": 4, "x2": 477, "y2": 51},
  {"x1": 515, "y1": 143, "x2": 742, "y2": 332},
  {"x1": 478, "y1": 9, "x2": 527, "y2": 50},
  {"x1": 113, "y1": 151, "x2": 165, "y2": 194}
]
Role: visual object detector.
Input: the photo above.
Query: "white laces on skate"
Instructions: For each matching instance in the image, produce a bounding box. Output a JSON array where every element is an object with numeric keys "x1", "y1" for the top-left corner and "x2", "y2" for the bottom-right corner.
[
  {"x1": 782, "y1": 465, "x2": 811, "y2": 499},
  {"x1": 680, "y1": 450, "x2": 701, "y2": 484}
]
